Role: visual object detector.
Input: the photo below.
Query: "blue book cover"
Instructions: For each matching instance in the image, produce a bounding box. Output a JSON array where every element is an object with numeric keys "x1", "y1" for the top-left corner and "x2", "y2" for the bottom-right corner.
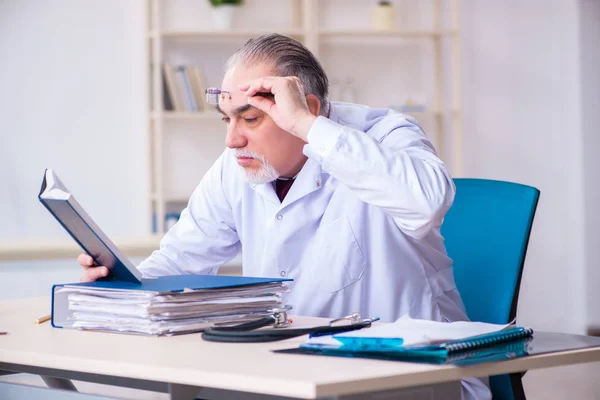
[
  {"x1": 59, "y1": 274, "x2": 291, "y2": 293},
  {"x1": 177, "y1": 65, "x2": 197, "y2": 111},
  {"x1": 38, "y1": 169, "x2": 143, "y2": 283}
]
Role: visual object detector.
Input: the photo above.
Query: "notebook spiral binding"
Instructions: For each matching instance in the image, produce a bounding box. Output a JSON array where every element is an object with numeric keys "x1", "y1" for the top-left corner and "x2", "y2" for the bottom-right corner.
[
  {"x1": 444, "y1": 327, "x2": 534, "y2": 353},
  {"x1": 446, "y1": 336, "x2": 533, "y2": 364}
]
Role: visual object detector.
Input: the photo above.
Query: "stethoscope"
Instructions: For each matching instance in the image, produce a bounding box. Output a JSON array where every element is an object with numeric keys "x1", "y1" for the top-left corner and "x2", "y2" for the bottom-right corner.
[{"x1": 201, "y1": 307, "x2": 379, "y2": 343}]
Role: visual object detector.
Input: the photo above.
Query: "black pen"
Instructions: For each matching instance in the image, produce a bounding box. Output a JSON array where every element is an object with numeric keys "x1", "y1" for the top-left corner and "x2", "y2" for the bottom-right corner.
[{"x1": 309, "y1": 317, "x2": 380, "y2": 338}]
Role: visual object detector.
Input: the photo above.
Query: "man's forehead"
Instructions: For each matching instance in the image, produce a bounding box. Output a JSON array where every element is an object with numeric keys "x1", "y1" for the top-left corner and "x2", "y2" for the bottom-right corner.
[
  {"x1": 222, "y1": 62, "x2": 275, "y2": 88},
  {"x1": 218, "y1": 64, "x2": 276, "y2": 113}
]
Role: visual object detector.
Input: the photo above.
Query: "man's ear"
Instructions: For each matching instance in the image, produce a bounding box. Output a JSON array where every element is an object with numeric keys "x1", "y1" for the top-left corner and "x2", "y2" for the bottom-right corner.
[{"x1": 305, "y1": 94, "x2": 321, "y2": 117}]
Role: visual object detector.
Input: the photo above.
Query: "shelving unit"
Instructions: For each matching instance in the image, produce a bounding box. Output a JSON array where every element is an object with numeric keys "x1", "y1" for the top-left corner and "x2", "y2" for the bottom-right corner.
[
  {"x1": 147, "y1": 0, "x2": 462, "y2": 234},
  {"x1": 156, "y1": 29, "x2": 307, "y2": 39}
]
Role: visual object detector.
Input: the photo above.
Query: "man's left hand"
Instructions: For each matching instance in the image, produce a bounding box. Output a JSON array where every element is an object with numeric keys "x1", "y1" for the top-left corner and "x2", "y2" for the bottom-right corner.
[{"x1": 239, "y1": 76, "x2": 317, "y2": 142}]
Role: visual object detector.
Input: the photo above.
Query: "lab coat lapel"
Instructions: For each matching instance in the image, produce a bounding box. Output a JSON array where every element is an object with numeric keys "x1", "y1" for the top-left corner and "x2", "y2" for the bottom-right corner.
[
  {"x1": 281, "y1": 158, "x2": 323, "y2": 208},
  {"x1": 251, "y1": 182, "x2": 280, "y2": 205}
]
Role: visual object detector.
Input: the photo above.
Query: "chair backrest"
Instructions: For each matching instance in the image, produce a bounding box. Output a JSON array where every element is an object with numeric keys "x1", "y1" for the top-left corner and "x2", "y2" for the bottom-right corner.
[
  {"x1": 441, "y1": 179, "x2": 539, "y2": 400},
  {"x1": 442, "y1": 178, "x2": 540, "y2": 325}
]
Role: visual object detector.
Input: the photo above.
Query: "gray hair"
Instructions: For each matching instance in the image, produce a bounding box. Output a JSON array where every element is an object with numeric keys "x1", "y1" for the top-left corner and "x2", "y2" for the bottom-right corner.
[{"x1": 225, "y1": 33, "x2": 330, "y2": 116}]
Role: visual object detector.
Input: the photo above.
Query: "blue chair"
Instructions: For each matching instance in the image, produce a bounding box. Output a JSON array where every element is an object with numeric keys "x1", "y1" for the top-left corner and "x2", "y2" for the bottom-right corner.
[{"x1": 441, "y1": 179, "x2": 540, "y2": 400}]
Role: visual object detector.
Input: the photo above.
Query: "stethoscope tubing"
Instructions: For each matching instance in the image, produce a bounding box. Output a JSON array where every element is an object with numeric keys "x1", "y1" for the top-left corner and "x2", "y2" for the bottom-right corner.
[{"x1": 201, "y1": 319, "x2": 374, "y2": 343}]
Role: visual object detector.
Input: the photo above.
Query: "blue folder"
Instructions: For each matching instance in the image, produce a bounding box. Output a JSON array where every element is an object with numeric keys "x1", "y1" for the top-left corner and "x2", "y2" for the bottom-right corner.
[
  {"x1": 61, "y1": 274, "x2": 292, "y2": 292},
  {"x1": 51, "y1": 274, "x2": 291, "y2": 329}
]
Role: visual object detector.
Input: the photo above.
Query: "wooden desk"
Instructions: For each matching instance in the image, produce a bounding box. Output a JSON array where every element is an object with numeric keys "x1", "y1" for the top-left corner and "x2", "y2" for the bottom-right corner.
[{"x1": 1, "y1": 297, "x2": 600, "y2": 400}]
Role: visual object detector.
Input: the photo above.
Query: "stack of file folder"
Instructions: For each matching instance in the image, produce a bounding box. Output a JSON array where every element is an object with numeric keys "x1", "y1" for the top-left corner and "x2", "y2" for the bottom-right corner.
[
  {"x1": 38, "y1": 168, "x2": 292, "y2": 336},
  {"x1": 52, "y1": 275, "x2": 290, "y2": 336}
]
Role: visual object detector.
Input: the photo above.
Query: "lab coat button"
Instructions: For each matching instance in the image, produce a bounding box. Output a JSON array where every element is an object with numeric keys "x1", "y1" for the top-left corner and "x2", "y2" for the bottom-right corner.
[
  {"x1": 276, "y1": 214, "x2": 283, "y2": 220},
  {"x1": 280, "y1": 271, "x2": 286, "y2": 277}
]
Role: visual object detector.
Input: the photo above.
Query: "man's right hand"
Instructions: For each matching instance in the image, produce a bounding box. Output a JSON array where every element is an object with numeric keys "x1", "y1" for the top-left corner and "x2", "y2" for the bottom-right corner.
[{"x1": 78, "y1": 253, "x2": 109, "y2": 282}]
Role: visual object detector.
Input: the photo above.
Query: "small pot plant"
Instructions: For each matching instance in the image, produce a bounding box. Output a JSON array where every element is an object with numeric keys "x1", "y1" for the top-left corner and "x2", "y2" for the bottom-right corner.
[
  {"x1": 209, "y1": 0, "x2": 243, "y2": 30},
  {"x1": 372, "y1": 0, "x2": 395, "y2": 31},
  {"x1": 209, "y1": 0, "x2": 243, "y2": 7}
]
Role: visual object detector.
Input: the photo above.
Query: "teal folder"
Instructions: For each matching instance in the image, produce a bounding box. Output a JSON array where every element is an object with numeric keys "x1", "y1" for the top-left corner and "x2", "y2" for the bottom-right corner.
[
  {"x1": 332, "y1": 326, "x2": 534, "y2": 359},
  {"x1": 278, "y1": 331, "x2": 600, "y2": 367},
  {"x1": 277, "y1": 326, "x2": 534, "y2": 364},
  {"x1": 278, "y1": 337, "x2": 532, "y2": 366}
]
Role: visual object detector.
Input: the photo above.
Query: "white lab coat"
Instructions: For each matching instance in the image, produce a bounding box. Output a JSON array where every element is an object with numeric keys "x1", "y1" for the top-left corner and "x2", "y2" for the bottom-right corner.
[{"x1": 138, "y1": 102, "x2": 491, "y2": 400}]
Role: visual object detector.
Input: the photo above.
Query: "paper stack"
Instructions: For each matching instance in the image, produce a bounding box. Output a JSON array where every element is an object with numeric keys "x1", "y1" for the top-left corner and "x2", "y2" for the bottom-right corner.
[{"x1": 51, "y1": 277, "x2": 289, "y2": 336}]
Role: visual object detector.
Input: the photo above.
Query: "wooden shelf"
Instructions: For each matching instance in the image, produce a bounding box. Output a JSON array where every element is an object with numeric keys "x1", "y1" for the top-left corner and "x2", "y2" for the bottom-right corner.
[
  {"x1": 400, "y1": 110, "x2": 441, "y2": 117},
  {"x1": 0, "y1": 237, "x2": 243, "y2": 273},
  {"x1": 151, "y1": 111, "x2": 222, "y2": 121},
  {"x1": 151, "y1": 110, "x2": 458, "y2": 121},
  {"x1": 319, "y1": 29, "x2": 458, "y2": 39},
  {"x1": 400, "y1": 109, "x2": 461, "y2": 118},
  {"x1": 146, "y1": 0, "x2": 463, "y2": 232},
  {"x1": 151, "y1": 192, "x2": 191, "y2": 203},
  {"x1": 165, "y1": 196, "x2": 190, "y2": 203},
  {"x1": 0, "y1": 236, "x2": 163, "y2": 261},
  {"x1": 151, "y1": 29, "x2": 305, "y2": 40}
]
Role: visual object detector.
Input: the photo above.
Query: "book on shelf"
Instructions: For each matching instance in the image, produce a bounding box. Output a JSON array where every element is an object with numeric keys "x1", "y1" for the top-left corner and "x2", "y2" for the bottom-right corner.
[
  {"x1": 39, "y1": 168, "x2": 291, "y2": 335},
  {"x1": 163, "y1": 64, "x2": 184, "y2": 111},
  {"x1": 161, "y1": 66, "x2": 174, "y2": 111},
  {"x1": 161, "y1": 63, "x2": 208, "y2": 113},
  {"x1": 188, "y1": 65, "x2": 208, "y2": 111},
  {"x1": 175, "y1": 65, "x2": 197, "y2": 111}
]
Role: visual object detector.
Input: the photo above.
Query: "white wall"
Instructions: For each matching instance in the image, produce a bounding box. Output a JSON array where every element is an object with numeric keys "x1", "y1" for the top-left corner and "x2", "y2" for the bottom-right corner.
[
  {"x1": 0, "y1": 0, "x2": 149, "y2": 242},
  {"x1": 461, "y1": 0, "x2": 595, "y2": 333},
  {"x1": 0, "y1": 0, "x2": 149, "y2": 300},
  {"x1": 580, "y1": 0, "x2": 600, "y2": 329}
]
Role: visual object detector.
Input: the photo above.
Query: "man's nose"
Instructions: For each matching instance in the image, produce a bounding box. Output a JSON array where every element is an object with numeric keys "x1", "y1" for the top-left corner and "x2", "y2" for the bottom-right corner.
[{"x1": 225, "y1": 122, "x2": 247, "y2": 149}]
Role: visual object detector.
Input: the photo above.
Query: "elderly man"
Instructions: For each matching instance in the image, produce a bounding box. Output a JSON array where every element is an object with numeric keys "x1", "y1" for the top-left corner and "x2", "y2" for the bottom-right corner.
[{"x1": 79, "y1": 33, "x2": 490, "y2": 399}]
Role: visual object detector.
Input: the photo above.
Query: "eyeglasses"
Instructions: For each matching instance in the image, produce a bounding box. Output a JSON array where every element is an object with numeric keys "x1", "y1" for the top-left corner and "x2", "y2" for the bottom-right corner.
[
  {"x1": 205, "y1": 88, "x2": 276, "y2": 106},
  {"x1": 205, "y1": 88, "x2": 232, "y2": 105},
  {"x1": 329, "y1": 312, "x2": 380, "y2": 327}
]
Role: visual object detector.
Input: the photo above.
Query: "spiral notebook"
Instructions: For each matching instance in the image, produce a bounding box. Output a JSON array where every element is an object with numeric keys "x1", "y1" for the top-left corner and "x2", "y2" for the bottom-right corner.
[
  {"x1": 293, "y1": 316, "x2": 534, "y2": 361},
  {"x1": 277, "y1": 335, "x2": 533, "y2": 366}
]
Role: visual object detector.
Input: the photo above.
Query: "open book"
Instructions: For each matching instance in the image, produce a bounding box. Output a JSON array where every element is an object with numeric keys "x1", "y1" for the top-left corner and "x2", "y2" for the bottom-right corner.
[{"x1": 38, "y1": 168, "x2": 142, "y2": 283}]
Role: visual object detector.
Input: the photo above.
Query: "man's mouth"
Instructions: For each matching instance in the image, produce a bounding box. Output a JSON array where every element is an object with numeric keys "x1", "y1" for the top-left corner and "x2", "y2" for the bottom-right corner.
[{"x1": 237, "y1": 156, "x2": 256, "y2": 167}]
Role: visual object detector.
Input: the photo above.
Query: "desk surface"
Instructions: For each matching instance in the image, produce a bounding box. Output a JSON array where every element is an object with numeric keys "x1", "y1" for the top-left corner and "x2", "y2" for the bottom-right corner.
[{"x1": 2, "y1": 297, "x2": 600, "y2": 399}]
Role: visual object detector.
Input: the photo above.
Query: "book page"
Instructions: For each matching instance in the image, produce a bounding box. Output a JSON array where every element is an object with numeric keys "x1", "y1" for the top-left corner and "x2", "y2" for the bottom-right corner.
[{"x1": 332, "y1": 315, "x2": 513, "y2": 347}]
